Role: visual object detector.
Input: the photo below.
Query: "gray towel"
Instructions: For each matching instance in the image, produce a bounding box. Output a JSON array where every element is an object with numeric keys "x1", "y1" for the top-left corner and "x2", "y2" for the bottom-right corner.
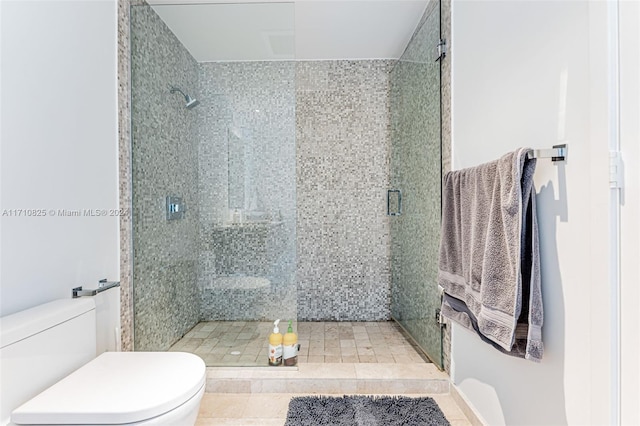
[{"x1": 439, "y1": 147, "x2": 543, "y2": 362}]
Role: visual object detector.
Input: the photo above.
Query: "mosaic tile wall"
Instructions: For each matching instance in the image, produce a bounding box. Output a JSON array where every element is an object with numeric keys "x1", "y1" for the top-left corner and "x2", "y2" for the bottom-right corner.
[
  {"x1": 296, "y1": 60, "x2": 394, "y2": 321},
  {"x1": 117, "y1": 0, "x2": 136, "y2": 352},
  {"x1": 130, "y1": 5, "x2": 200, "y2": 351},
  {"x1": 441, "y1": 0, "x2": 453, "y2": 374},
  {"x1": 197, "y1": 62, "x2": 297, "y2": 322},
  {"x1": 119, "y1": 2, "x2": 450, "y2": 352},
  {"x1": 389, "y1": 0, "x2": 444, "y2": 367}
]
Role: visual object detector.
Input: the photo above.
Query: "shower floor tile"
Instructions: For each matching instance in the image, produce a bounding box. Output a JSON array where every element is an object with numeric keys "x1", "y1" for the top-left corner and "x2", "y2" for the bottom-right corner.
[{"x1": 169, "y1": 321, "x2": 430, "y2": 367}]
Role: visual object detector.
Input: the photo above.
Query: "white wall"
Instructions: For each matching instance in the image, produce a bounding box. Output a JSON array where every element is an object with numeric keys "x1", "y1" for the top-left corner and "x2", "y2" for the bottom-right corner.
[
  {"x1": 619, "y1": 1, "x2": 640, "y2": 424},
  {"x1": 450, "y1": 1, "x2": 619, "y2": 424},
  {"x1": 0, "y1": 0, "x2": 119, "y2": 317}
]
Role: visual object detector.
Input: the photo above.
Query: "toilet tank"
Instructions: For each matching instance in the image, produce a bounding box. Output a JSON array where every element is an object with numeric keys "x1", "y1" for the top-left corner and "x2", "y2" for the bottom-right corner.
[{"x1": 0, "y1": 298, "x2": 96, "y2": 426}]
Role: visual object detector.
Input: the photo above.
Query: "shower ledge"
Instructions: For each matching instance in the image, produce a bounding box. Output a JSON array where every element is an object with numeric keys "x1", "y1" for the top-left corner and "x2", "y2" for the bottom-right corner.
[{"x1": 214, "y1": 220, "x2": 284, "y2": 229}]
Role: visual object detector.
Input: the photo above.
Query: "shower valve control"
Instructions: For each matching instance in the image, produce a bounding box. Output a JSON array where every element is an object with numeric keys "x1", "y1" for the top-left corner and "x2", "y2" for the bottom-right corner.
[{"x1": 166, "y1": 195, "x2": 186, "y2": 220}]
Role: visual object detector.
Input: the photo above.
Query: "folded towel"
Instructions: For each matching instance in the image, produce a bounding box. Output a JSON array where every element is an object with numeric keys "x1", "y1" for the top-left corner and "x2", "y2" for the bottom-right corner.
[{"x1": 439, "y1": 147, "x2": 543, "y2": 362}]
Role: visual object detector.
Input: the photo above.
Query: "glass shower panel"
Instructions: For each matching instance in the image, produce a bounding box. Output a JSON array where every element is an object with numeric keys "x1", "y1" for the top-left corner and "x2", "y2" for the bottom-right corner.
[
  {"x1": 198, "y1": 61, "x2": 297, "y2": 324},
  {"x1": 130, "y1": 4, "x2": 201, "y2": 351},
  {"x1": 389, "y1": 2, "x2": 443, "y2": 368},
  {"x1": 130, "y1": 3, "x2": 297, "y2": 360}
]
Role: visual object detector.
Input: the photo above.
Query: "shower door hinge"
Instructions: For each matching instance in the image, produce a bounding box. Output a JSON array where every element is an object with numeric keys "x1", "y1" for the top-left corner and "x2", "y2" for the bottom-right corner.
[
  {"x1": 609, "y1": 151, "x2": 624, "y2": 189},
  {"x1": 435, "y1": 39, "x2": 447, "y2": 62}
]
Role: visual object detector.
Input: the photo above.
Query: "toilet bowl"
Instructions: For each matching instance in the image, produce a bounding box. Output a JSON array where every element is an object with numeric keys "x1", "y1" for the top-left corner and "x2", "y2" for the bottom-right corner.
[
  {"x1": 0, "y1": 293, "x2": 206, "y2": 426},
  {"x1": 10, "y1": 352, "x2": 205, "y2": 425}
]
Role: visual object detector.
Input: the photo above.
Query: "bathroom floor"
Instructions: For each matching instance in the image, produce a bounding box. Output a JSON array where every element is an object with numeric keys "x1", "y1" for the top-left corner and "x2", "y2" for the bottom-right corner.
[
  {"x1": 195, "y1": 392, "x2": 472, "y2": 425},
  {"x1": 169, "y1": 321, "x2": 429, "y2": 366},
  {"x1": 180, "y1": 323, "x2": 473, "y2": 424}
]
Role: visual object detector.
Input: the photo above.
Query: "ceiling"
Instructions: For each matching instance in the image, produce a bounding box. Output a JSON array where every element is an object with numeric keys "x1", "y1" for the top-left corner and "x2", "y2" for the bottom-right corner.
[{"x1": 148, "y1": 0, "x2": 429, "y2": 62}]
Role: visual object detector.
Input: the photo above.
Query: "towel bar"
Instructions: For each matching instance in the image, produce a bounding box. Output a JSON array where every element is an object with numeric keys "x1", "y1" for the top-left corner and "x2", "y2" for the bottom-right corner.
[{"x1": 527, "y1": 144, "x2": 567, "y2": 162}]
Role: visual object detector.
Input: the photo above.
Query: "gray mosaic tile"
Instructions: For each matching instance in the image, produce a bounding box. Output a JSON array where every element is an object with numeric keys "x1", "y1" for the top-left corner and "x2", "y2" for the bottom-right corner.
[
  {"x1": 440, "y1": 0, "x2": 453, "y2": 374},
  {"x1": 197, "y1": 62, "x2": 297, "y2": 323},
  {"x1": 389, "y1": 2, "x2": 444, "y2": 368},
  {"x1": 120, "y1": 4, "x2": 446, "y2": 352},
  {"x1": 130, "y1": 4, "x2": 201, "y2": 350},
  {"x1": 117, "y1": 0, "x2": 134, "y2": 352},
  {"x1": 296, "y1": 60, "x2": 394, "y2": 321}
]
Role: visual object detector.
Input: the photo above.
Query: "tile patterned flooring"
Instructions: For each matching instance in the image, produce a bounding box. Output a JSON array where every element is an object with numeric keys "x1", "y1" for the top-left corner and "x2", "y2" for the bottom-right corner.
[
  {"x1": 196, "y1": 392, "x2": 472, "y2": 425},
  {"x1": 178, "y1": 322, "x2": 474, "y2": 425},
  {"x1": 170, "y1": 321, "x2": 430, "y2": 366}
]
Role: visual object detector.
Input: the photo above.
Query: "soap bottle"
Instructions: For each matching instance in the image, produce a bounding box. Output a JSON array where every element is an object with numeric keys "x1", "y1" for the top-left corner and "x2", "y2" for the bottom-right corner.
[
  {"x1": 283, "y1": 320, "x2": 299, "y2": 366},
  {"x1": 268, "y1": 319, "x2": 283, "y2": 366}
]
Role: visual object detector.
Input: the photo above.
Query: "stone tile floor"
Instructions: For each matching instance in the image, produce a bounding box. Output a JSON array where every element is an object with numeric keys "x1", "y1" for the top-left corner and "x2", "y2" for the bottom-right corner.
[
  {"x1": 182, "y1": 325, "x2": 475, "y2": 425},
  {"x1": 195, "y1": 392, "x2": 472, "y2": 425},
  {"x1": 170, "y1": 321, "x2": 430, "y2": 366}
]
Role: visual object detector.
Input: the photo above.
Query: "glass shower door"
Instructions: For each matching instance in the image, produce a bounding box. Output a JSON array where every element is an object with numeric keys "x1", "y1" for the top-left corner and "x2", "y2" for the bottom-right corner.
[{"x1": 389, "y1": 2, "x2": 443, "y2": 369}]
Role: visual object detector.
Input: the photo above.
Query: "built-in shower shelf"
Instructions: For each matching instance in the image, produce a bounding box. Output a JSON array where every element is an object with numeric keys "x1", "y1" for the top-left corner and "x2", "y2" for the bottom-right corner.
[{"x1": 215, "y1": 220, "x2": 284, "y2": 229}]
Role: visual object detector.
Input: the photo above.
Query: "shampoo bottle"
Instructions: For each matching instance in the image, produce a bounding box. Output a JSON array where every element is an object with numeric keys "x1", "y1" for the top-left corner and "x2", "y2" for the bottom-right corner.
[
  {"x1": 268, "y1": 319, "x2": 283, "y2": 366},
  {"x1": 283, "y1": 320, "x2": 299, "y2": 366}
]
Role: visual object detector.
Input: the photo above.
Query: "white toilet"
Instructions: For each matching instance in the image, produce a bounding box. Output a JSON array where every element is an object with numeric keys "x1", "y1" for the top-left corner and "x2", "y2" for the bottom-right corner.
[{"x1": 0, "y1": 287, "x2": 206, "y2": 425}]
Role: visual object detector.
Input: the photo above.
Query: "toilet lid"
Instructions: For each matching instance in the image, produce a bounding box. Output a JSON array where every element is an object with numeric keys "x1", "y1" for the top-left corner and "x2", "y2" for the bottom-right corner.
[{"x1": 11, "y1": 352, "x2": 206, "y2": 425}]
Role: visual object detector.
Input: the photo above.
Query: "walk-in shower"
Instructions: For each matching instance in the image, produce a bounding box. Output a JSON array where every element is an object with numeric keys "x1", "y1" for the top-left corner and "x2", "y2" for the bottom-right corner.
[
  {"x1": 169, "y1": 85, "x2": 200, "y2": 109},
  {"x1": 129, "y1": 1, "x2": 443, "y2": 369},
  {"x1": 130, "y1": 3, "x2": 296, "y2": 362}
]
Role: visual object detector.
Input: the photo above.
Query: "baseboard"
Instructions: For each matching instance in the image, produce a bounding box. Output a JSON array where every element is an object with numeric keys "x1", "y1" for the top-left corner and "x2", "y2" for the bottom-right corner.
[{"x1": 449, "y1": 383, "x2": 486, "y2": 426}]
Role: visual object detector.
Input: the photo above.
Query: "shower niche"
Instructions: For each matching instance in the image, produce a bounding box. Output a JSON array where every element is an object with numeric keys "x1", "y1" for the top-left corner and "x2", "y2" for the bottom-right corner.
[{"x1": 226, "y1": 126, "x2": 284, "y2": 225}]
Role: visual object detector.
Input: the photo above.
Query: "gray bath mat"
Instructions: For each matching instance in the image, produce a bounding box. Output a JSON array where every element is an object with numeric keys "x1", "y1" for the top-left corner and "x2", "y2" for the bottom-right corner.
[{"x1": 284, "y1": 395, "x2": 450, "y2": 426}]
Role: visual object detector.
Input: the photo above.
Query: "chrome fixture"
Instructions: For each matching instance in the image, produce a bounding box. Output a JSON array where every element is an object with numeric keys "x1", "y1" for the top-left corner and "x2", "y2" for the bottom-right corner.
[
  {"x1": 527, "y1": 144, "x2": 568, "y2": 162},
  {"x1": 166, "y1": 195, "x2": 186, "y2": 220},
  {"x1": 387, "y1": 189, "x2": 402, "y2": 216},
  {"x1": 72, "y1": 279, "x2": 120, "y2": 298},
  {"x1": 168, "y1": 85, "x2": 200, "y2": 109}
]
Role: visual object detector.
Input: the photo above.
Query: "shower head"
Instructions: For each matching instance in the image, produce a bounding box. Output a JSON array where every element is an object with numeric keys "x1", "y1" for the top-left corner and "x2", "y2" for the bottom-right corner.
[
  {"x1": 185, "y1": 96, "x2": 200, "y2": 109},
  {"x1": 169, "y1": 85, "x2": 199, "y2": 109}
]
